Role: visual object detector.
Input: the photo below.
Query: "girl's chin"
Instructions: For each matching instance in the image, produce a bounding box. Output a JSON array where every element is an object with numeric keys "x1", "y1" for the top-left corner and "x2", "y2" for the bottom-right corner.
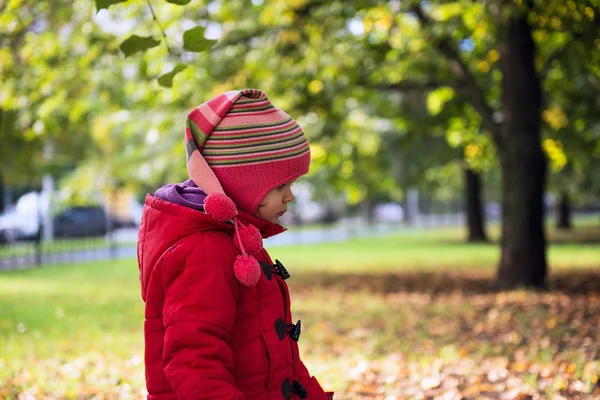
[{"x1": 255, "y1": 213, "x2": 280, "y2": 224}]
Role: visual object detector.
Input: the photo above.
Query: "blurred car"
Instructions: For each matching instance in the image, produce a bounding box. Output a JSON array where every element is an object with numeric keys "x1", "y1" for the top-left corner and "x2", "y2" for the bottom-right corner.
[
  {"x1": 0, "y1": 211, "x2": 20, "y2": 243},
  {"x1": 373, "y1": 203, "x2": 404, "y2": 223},
  {"x1": 0, "y1": 191, "x2": 47, "y2": 243},
  {"x1": 0, "y1": 205, "x2": 109, "y2": 242},
  {"x1": 0, "y1": 209, "x2": 40, "y2": 243},
  {"x1": 53, "y1": 206, "x2": 108, "y2": 238}
]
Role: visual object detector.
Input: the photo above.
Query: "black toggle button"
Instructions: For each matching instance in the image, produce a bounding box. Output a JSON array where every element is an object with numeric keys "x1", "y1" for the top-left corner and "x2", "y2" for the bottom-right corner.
[
  {"x1": 287, "y1": 320, "x2": 302, "y2": 342},
  {"x1": 275, "y1": 318, "x2": 302, "y2": 342},
  {"x1": 292, "y1": 380, "x2": 308, "y2": 399},
  {"x1": 275, "y1": 318, "x2": 286, "y2": 340},
  {"x1": 272, "y1": 259, "x2": 291, "y2": 280},
  {"x1": 281, "y1": 378, "x2": 291, "y2": 400},
  {"x1": 260, "y1": 261, "x2": 272, "y2": 280}
]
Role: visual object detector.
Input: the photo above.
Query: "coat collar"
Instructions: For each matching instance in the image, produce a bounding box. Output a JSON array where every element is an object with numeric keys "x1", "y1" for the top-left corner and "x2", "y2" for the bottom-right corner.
[{"x1": 236, "y1": 208, "x2": 286, "y2": 239}]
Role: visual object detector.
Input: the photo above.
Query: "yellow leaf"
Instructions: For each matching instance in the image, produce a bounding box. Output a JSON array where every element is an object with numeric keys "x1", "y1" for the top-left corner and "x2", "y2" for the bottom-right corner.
[
  {"x1": 363, "y1": 18, "x2": 373, "y2": 34},
  {"x1": 287, "y1": 0, "x2": 306, "y2": 8},
  {"x1": 551, "y1": 17, "x2": 562, "y2": 29},
  {"x1": 308, "y1": 80, "x2": 324, "y2": 95},
  {"x1": 465, "y1": 143, "x2": 483, "y2": 159},
  {"x1": 347, "y1": 185, "x2": 366, "y2": 204},
  {"x1": 233, "y1": 74, "x2": 246, "y2": 87},
  {"x1": 310, "y1": 143, "x2": 327, "y2": 162},
  {"x1": 543, "y1": 138, "x2": 568, "y2": 171},
  {"x1": 374, "y1": 15, "x2": 392, "y2": 31},
  {"x1": 432, "y1": 3, "x2": 463, "y2": 21},
  {"x1": 542, "y1": 105, "x2": 568, "y2": 130},
  {"x1": 212, "y1": 83, "x2": 231, "y2": 97},
  {"x1": 567, "y1": 0, "x2": 577, "y2": 11},
  {"x1": 487, "y1": 49, "x2": 500, "y2": 63},
  {"x1": 546, "y1": 318, "x2": 557, "y2": 329},
  {"x1": 279, "y1": 31, "x2": 301, "y2": 44},
  {"x1": 512, "y1": 362, "x2": 527, "y2": 372}
]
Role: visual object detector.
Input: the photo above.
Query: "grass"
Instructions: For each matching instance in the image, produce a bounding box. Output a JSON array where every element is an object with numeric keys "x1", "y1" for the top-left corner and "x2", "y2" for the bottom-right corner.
[
  {"x1": 270, "y1": 224, "x2": 600, "y2": 272},
  {"x1": 0, "y1": 224, "x2": 599, "y2": 399}
]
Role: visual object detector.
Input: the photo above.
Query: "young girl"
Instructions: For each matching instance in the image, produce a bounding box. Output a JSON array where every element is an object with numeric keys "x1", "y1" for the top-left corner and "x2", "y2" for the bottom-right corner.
[{"x1": 137, "y1": 89, "x2": 333, "y2": 400}]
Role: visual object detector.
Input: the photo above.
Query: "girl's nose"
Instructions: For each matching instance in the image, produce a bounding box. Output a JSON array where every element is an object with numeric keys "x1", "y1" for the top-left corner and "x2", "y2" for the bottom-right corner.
[{"x1": 284, "y1": 190, "x2": 294, "y2": 203}]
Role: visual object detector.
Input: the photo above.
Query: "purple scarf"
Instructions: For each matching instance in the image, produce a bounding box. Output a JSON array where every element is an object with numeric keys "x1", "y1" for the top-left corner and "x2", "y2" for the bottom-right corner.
[{"x1": 154, "y1": 179, "x2": 207, "y2": 211}]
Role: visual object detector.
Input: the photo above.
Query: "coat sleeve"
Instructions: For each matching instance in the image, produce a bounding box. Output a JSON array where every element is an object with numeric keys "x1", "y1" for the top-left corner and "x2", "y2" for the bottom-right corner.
[
  {"x1": 162, "y1": 235, "x2": 245, "y2": 399},
  {"x1": 297, "y1": 358, "x2": 334, "y2": 399}
]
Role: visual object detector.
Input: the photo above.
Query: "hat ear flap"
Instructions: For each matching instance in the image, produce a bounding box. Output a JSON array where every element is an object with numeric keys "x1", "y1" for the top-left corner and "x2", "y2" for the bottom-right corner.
[
  {"x1": 187, "y1": 147, "x2": 238, "y2": 222},
  {"x1": 187, "y1": 148, "x2": 227, "y2": 195}
]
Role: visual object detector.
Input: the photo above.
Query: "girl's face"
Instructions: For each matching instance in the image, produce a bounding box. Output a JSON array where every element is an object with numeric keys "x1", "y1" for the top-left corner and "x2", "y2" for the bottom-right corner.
[{"x1": 254, "y1": 181, "x2": 296, "y2": 224}]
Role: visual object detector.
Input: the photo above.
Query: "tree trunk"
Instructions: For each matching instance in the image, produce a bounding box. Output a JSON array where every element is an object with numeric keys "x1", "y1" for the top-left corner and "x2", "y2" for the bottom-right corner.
[
  {"x1": 402, "y1": 196, "x2": 412, "y2": 225},
  {"x1": 494, "y1": 6, "x2": 548, "y2": 288},
  {"x1": 360, "y1": 200, "x2": 374, "y2": 225},
  {"x1": 465, "y1": 168, "x2": 487, "y2": 242},
  {"x1": 556, "y1": 191, "x2": 572, "y2": 230},
  {"x1": 0, "y1": 170, "x2": 13, "y2": 214},
  {"x1": 0, "y1": 170, "x2": 4, "y2": 214}
]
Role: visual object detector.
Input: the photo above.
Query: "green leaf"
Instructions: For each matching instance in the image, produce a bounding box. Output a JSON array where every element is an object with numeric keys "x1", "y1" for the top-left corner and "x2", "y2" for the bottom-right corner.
[
  {"x1": 183, "y1": 26, "x2": 217, "y2": 52},
  {"x1": 426, "y1": 87, "x2": 455, "y2": 115},
  {"x1": 166, "y1": 0, "x2": 191, "y2": 4},
  {"x1": 119, "y1": 35, "x2": 161, "y2": 58},
  {"x1": 157, "y1": 63, "x2": 188, "y2": 88},
  {"x1": 432, "y1": 3, "x2": 463, "y2": 22},
  {"x1": 95, "y1": 0, "x2": 128, "y2": 12}
]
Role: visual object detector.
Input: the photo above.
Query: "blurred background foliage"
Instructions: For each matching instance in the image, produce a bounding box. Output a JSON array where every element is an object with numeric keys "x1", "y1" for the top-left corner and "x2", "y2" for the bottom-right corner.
[{"x1": 0, "y1": 0, "x2": 599, "y2": 286}]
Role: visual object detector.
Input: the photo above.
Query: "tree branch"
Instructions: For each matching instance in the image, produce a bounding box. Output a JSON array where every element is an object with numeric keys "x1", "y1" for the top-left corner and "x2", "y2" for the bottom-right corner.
[
  {"x1": 362, "y1": 79, "x2": 462, "y2": 93},
  {"x1": 145, "y1": 0, "x2": 173, "y2": 58},
  {"x1": 412, "y1": 4, "x2": 503, "y2": 144}
]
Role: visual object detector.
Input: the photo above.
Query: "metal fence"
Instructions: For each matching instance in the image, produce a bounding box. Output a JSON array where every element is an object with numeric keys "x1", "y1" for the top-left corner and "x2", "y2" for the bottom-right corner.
[
  {"x1": 3, "y1": 200, "x2": 595, "y2": 271},
  {"x1": 0, "y1": 201, "x2": 140, "y2": 270},
  {"x1": 0, "y1": 228, "x2": 139, "y2": 271},
  {"x1": 0, "y1": 209, "x2": 468, "y2": 271}
]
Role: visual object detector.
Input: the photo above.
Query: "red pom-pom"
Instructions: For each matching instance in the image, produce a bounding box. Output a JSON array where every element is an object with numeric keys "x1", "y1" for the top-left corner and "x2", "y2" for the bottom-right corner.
[
  {"x1": 204, "y1": 192, "x2": 237, "y2": 222},
  {"x1": 234, "y1": 255, "x2": 261, "y2": 287},
  {"x1": 234, "y1": 223, "x2": 263, "y2": 255}
]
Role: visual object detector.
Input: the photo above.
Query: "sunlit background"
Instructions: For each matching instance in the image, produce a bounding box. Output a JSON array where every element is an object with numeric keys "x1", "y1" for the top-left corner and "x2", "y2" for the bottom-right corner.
[{"x1": 1, "y1": 0, "x2": 599, "y2": 398}]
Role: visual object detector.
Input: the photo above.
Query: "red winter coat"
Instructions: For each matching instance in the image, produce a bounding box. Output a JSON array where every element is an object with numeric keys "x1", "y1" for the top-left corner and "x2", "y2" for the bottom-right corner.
[{"x1": 138, "y1": 195, "x2": 333, "y2": 400}]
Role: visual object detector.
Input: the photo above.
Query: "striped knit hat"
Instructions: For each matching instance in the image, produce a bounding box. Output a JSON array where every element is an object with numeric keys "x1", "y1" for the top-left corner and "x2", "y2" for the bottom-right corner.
[{"x1": 185, "y1": 89, "x2": 310, "y2": 286}]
